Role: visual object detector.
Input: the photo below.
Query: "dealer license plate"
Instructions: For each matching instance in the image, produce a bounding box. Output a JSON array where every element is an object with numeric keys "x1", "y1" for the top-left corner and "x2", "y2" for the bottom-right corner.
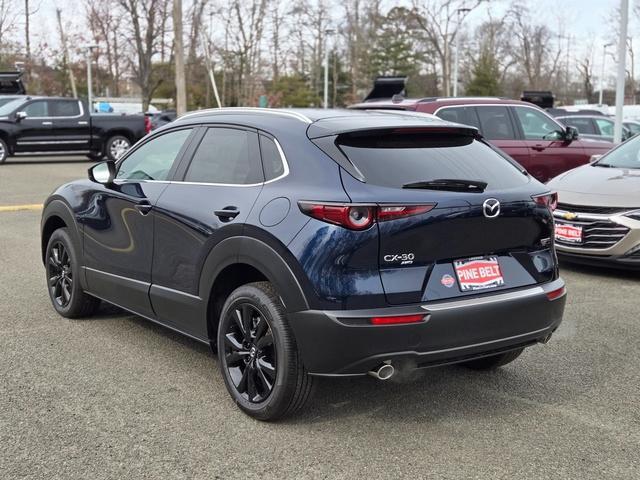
[
  {"x1": 453, "y1": 256, "x2": 505, "y2": 292},
  {"x1": 555, "y1": 223, "x2": 583, "y2": 244}
]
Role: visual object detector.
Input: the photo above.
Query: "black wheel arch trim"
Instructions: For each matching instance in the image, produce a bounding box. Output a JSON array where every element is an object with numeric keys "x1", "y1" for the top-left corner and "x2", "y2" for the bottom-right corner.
[
  {"x1": 41, "y1": 198, "x2": 87, "y2": 288},
  {"x1": 198, "y1": 230, "x2": 311, "y2": 314}
]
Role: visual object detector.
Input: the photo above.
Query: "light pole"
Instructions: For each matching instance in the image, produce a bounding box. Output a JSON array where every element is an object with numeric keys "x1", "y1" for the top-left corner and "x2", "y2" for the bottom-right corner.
[
  {"x1": 453, "y1": 8, "x2": 471, "y2": 97},
  {"x1": 613, "y1": 0, "x2": 629, "y2": 143},
  {"x1": 323, "y1": 28, "x2": 335, "y2": 109},
  {"x1": 599, "y1": 42, "x2": 614, "y2": 105},
  {"x1": 83, "y1": 44, "x2": 98, "y2": 112}
]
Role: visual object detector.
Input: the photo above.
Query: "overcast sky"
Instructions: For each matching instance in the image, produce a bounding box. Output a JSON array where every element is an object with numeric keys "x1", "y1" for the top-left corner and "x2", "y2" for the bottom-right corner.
[{"x1": 31, "y1": 0, "x2": 633, "y2": 79}]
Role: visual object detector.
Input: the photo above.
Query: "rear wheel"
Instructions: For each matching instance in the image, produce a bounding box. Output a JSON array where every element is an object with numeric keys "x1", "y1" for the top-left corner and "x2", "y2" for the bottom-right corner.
[
  {"x1": 105, "y1": 135, "x2": 131, "y2": 161},
  {"x1": 217, "y1": 282, "x2": 314, "y2": 421},
  {"x1": 87, "y1": 151, "x2": 104, "y2": 162},
  {"x1": 461, "y1": 348, "x2": 524, "y2": 370},
  {"x1": 45, "y1": 228, "x2": 100, "y2": 318},
  {"x1": 0, "y1": 137, "x2": 8, "y2": 163}
]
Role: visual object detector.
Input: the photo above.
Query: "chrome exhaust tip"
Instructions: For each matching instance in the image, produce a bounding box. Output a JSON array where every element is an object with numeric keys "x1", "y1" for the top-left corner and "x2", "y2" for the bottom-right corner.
[{"x1": 368, "y1": 362, "x2": 395, "y2": 381}]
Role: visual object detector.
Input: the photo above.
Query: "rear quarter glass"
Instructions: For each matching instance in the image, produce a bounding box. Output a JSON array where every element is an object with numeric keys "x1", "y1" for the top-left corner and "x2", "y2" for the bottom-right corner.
[{"x1": 334, "y1": 132, "x2": 529, "y2": 190}]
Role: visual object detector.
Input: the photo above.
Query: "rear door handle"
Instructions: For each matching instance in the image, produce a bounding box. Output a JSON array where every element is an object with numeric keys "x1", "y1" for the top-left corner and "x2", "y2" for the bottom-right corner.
[
  {"x1": 134, "y1": 202, "x2": 153, "y2": 215},
  {"x1": 42, "y1": 121, "x2": 52, "y2": 125},
  {"x1": 214, "y1": 207, "x2": 240, "y2": 221},
  {"x1": 532, "y1": 144, "x2": 546, "y2": 151}
]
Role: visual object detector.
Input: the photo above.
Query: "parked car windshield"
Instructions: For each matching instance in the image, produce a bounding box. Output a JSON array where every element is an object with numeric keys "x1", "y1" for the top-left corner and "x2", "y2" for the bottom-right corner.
[
  {"x1": 0, "y1": 98, "x2": 26, "y2": 116},
  {"x1": 596, "y1": 135, "x2": 640, "y2": 169},
  {"x1": 337, "y1": 132, "x2": 529, "y2": 190}
]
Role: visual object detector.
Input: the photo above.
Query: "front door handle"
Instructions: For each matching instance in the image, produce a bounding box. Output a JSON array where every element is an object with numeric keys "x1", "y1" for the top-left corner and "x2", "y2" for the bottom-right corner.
[
  {"x1": 532, "y1": 144, "x2": 546, "y2": 151},
  {"x1": 42, "y1": 121, "x2": 52, "y2": 125},
  {"x1": 134, "y1": 202, "x2": 153, "y2": 215},
  {"x1": 214, "y1": 206, "x2": 240, "y2": 221}
]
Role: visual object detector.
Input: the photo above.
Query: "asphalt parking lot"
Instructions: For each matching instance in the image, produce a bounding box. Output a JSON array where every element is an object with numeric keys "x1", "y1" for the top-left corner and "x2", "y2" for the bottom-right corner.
[{"x1": 1, "y1": 158, "x2": 639, "y2": 479}]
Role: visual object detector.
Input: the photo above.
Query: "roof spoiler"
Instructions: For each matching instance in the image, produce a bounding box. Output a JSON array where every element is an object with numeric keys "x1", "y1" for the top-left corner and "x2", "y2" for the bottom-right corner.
[
  {"x1": 0, "y1": 71, "x2": 26, "y2": 94},
  {"x1": 521, "y1": 90, "x2": 554, "y2": 109},
  {"x1": 363, "y1": 76, "x2": 407, "y2": 102}
]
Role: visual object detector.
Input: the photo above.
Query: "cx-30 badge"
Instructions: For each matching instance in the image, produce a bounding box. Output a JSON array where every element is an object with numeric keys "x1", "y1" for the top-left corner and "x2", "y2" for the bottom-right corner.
[{"x1": 483, "y1": 198, "x2": 501, "y2": 218}]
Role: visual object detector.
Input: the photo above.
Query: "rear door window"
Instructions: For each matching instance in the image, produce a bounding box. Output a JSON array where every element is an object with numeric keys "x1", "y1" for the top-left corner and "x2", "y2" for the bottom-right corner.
[
  {"x1": 563, "y1": 117, "x2": 596, "y2": 134},
  {"x1": 184, "y1": 127, "x2": 263, "y2": 184},
  {"x1": 336, "y1": 132, "x2": 528, "y2": 190},
  {"x1": 475, "y1": 106, "x2": 516, "y2": 140},
  {"x1": 51, "y1": 100, "x2": 81, "y2": 117},
  {"x1": 435, "y1": 107, "x2": 480, "y2": 129},
  {"x1": 594, "y1": 118, "x2": 614, "y2": 137}
]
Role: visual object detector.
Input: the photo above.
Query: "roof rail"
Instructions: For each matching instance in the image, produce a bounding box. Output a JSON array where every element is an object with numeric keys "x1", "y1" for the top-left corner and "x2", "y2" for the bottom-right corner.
[{"x1": 177, "y1": 107, "x2": 313, "y2": 124}]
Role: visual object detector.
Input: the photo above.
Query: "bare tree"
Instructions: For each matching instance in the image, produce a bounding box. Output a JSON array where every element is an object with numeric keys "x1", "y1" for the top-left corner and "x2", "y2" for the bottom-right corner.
[
  {"x1": 226, "y1": 0, "x2": 268, "y2": 105},
  {"x1": 118, "y1": 0, "x2": 169, "y2": 110},
  {"x1": 0, "y1": 0, "x2": 17, "y2": 51},
  {"x1": 508, "y1": 5, "x2": 562, "y2": 90},
  {"x1": 411, "y1": 0, "x2": 481, "y2": 96},
  {"x1": 578, "y1": 56, "x2": 594, "y2": 102},
  {"x1": 85, "y1": 0, "x2": 125, "y2": 96}
]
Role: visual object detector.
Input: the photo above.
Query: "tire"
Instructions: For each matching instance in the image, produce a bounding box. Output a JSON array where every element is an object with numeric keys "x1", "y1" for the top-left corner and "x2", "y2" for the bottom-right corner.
[
  {"x1": 105, "y1": 135, "x2": 131, "y2": 161},
  {"x1": 45, "y1": 228, "x2": 100, "y2": 318},
  {"x1": 87, "y1": 151, "x2": 104, "y2": 162},
  {"x1": 461, "y1": 348, "x2": 524, "y2": 370},
  {"x1": 0, "y1": 137, "x2": 8, "y2": 163},
  {"x1": 217, "y1": 282, "x2": 314, "y2": 421}
]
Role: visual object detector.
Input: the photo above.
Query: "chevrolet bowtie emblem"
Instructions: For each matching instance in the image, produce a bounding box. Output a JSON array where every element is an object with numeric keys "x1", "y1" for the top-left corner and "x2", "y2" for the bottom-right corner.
[{"x1": 562, "y1": 212, "x2": 578, "y2": 220}]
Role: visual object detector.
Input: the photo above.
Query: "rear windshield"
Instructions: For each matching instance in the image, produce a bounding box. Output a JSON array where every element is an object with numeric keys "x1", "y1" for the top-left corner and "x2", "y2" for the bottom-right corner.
[{"x1": 337, "y1": 132, "x2": 529, "y2": 189}]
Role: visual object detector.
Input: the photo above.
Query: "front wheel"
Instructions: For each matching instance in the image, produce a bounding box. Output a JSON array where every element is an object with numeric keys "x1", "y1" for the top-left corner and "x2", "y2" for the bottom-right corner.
[
  {"x1": 217, "y1": 282, "x2": 314, "y2": 421},
  {"x1": 105, "y1": 135, "x2": 131, "y2": 161},
  {"x1": 461, "y1": 348, "x2": 524, "y2": 370},
  {"x1": 45, "y1": 228, "x2": 100, "y2": 318}
]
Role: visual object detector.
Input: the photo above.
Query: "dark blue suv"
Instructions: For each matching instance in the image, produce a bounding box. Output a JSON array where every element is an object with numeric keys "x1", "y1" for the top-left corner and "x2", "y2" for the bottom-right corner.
[{"x1": 41, "y1": 108, "x2": 566, "y2": 420}]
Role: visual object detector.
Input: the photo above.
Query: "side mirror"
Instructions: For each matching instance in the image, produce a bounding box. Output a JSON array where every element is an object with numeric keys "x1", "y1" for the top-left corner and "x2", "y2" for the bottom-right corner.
[
  {"x1": 564, "y1": 125, "x2": 579, "y2": 142},
  {"x1": 15, "y1": 111, "x2": 27, "y2": 122},
  {"x1": 88, "y1": 161, "x2": 116, "y2": 185},
  {"x1": 590, "y1": 154, "x2": 602, "y2": 163}
]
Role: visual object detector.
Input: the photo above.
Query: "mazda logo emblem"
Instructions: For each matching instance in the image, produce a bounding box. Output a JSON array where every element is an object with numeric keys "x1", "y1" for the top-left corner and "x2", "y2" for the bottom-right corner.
[{"x1": 483, "y1": 198, "x2": 501, "y2": 218}]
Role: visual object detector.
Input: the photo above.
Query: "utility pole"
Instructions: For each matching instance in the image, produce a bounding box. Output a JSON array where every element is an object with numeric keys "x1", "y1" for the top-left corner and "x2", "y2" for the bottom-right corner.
[
  {"x1": 83, "y1": 45, "x2": 98, "y2": 112},
  {"x1": 453, "y1": 8, "x2": 471, "y2": 97},
  {"x1": 323, "y1": 29, "x2": 334, "y2": 109},
  {"x1": 24, "y1": 0, "x2": 31, "y2": 79},
  {"x1": 613, "y1": 0, "x2": 629, "y2": 143},
  {"x1": 56, "y1": 8, "x2": 77, "y2": 98},
  {"x1": 599, "y1": 43, "x2": 613, "y2": 105},
  {"x1": 173, "y1": 0, "x2": 187, "y2": 116},
  {"x1": 200, "y1": 30, "x2": 221, "y2": 108}
]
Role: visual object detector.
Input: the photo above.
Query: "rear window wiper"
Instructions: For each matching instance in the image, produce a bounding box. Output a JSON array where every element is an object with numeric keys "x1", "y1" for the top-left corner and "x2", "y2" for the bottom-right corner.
[{"x1": 402, "y1": 179, "x2": 488, "y2": 192}]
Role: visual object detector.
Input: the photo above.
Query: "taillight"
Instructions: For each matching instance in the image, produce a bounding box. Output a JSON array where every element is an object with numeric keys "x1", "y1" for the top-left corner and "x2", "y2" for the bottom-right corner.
[
  {"x1": 370, "y1": 314, "x2": 425, "y2": 325},
  {"x1": 144, "y1": 116, "x2": 152, "y2": 134},
  {"x1": 298, "y1": 202, "x2": 435, "y2": 230},
  {"x1": 546, "y1": 286, "x2": 566, "y2": 301},
  {"x1": 377, "y1": 205, "x2": 436, "y2": 221},
  {"x1": 532, "y1": 192, "x2": 558, "y2": 211}
]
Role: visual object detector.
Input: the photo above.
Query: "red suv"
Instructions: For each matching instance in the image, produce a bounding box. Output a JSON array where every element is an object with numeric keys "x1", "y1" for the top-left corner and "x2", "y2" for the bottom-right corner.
[{"x1": 350, "y1": 97, "x2": 614, "y2": 182}]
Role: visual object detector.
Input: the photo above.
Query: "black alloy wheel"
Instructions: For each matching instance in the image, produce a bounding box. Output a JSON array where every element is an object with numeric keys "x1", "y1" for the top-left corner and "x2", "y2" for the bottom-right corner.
[
  {"x1": 222, "y1": 303, "x2": 277, "y2": 403},
  {"x1": 48, "y1": 241, "x2": 73, "y2": 308},
  {"x1": 217, "y1": 282, "x2": 314, "y2": 421},
  {"x1": 45, "y1": 228, "x2": 100, "y2": 318}
]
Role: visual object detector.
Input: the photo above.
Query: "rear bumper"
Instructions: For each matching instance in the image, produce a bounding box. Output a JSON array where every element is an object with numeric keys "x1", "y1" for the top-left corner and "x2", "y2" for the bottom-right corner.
[{"x1": 288, "y1": 279, "x2": 566, "y2": 375}]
